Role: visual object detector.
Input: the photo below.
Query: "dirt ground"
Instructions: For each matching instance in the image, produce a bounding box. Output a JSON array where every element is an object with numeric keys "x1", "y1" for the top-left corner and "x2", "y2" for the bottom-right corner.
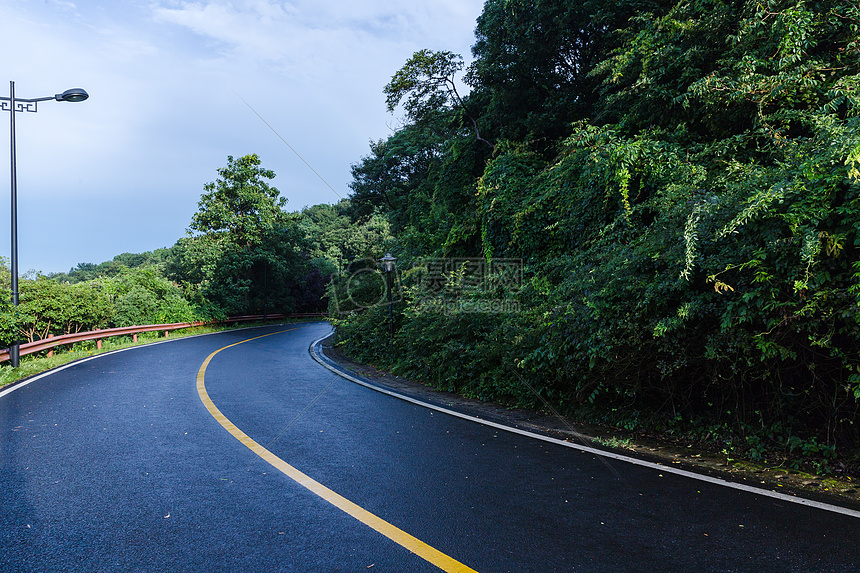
[{"x1": 321, "y1": 340, "x2": 860, "y2": 512}]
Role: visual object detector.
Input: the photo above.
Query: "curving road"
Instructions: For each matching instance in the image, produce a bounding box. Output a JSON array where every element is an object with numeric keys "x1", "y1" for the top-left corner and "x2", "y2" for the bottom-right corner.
[{"x1": 1, "y1": 322, "x2": 859, "y2": 572}]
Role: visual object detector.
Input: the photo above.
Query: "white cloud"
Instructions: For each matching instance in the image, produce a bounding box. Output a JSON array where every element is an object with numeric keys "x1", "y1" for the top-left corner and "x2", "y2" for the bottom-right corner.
[
  {"x1": 153, "y1": 1, "x2": 288, "y2": 59},
  {"x1": 0, "y1": 0, "x2": 485, "y2": 272}
]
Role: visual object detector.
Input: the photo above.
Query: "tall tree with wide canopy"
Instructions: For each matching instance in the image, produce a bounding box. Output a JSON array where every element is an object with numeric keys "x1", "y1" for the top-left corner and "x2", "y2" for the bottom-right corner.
[
  {"x1": 385, "y1": 49, "x2": 494, "y2": 150},
  {"x1": 468, "y1": 0, "x2": 666, "y2": 145},
  {"x1": 178, "y1": 154, "x2": 308, "y2": 315},
  {"x1": 190, "y1": 154, "x2": 289, "y2": 249}
]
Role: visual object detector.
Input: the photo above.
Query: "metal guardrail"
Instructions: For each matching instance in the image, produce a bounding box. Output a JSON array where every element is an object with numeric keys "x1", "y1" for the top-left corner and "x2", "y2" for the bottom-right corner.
[{"x1": 0, "y1": 313, "x2": 328, "y2": 363}]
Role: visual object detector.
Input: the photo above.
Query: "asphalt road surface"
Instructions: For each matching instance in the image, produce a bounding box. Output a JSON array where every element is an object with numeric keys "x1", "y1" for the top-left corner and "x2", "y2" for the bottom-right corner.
[{"x1": 1, "y1": 322, "x2": 858, "y2": 572}]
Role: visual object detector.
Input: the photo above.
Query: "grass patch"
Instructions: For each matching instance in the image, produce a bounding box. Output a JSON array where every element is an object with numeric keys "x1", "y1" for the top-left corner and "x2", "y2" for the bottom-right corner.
[{"x1": 593, "y1": 436, "x2": 633, "y2": 450}]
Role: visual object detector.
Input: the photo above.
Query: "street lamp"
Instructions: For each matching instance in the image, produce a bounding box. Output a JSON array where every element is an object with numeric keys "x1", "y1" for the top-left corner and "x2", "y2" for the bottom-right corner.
[
  {"x1": 379, "y1": 253, "x2": 396, "y2": 337},
  {"x1": 0, "y1": 81, "x2": 89, "y2": 366}
]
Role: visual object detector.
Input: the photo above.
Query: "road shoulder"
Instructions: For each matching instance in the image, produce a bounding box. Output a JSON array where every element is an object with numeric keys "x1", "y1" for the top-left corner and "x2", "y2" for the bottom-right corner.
[{"x1": 314, "y1": 333, "x2": 860, "y2": 513}]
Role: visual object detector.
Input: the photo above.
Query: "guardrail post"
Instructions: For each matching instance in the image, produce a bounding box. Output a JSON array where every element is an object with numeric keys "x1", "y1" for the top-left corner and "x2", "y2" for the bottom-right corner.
[
  {"x1": 97, "y1": 339, "x2": 102, "y2": 350},
  {"x1": 164, "y1": 330, "x2": 169, "y2": 338},
  {"x1": 133, "y1": 333, "x2": 138, "y2": 343},
  {"x1": 47, "y1": 334, "x2": 54, "y2": 358}
]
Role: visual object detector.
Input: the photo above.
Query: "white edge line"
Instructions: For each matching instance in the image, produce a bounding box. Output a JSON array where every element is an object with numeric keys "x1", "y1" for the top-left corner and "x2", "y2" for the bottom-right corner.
[{"x1": 309, "y1": 333, "x2": 860, "y2": 520}]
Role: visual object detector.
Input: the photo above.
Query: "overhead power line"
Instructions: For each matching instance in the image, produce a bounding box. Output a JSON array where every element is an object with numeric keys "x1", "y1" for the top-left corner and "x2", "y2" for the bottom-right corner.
[{"x1": 234, "y1": 90, "x2": 343, "y2": 200}]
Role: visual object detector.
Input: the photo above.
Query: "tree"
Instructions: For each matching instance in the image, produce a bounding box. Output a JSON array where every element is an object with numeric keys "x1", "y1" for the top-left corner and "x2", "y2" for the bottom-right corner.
[
  {"x1": 0, "y1": 258, "x2": 19, "y2": 347},
  {"x1": 50, "y1": 249, "x2": 172, "y2": 284},
  {"x1": 17, "y1": 276, "x2": 112, "y2": 342},
  {"x1": 348, "y1": 118, "x2": 449, "y2": 226},
  {"x1": 190, "y1": 154, "x2": 288, "y2": 249},
  {"x1": 299, "y1": 200, "x2": 394, "y2": 271},
  {"x1": 467, "y1": 0, "x2": 666, "y2": 145},
  {"x1": 180, "y1": 154, "x2": 308, "y2": 315},
  {"x1": 105, "y1": 266, "x2": 197, "y2": 326},
  {"x1": 385, "y1": 49, "x2": 493, "y2": 150}
]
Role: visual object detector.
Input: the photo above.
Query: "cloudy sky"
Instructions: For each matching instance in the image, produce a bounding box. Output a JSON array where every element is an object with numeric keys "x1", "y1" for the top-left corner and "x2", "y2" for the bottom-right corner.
[{"x1": 0, "y1": 0, "x2": 485, "y2": 274}]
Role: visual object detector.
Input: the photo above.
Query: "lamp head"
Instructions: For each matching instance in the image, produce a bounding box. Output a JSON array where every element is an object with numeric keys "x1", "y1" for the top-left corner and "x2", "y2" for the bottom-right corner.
[
  {"x1": 55, "y1": 88, "x2": 89, "y2": 103},
  {"x1": 380, "y1": 253, "x2": 397, "y2": 273}
]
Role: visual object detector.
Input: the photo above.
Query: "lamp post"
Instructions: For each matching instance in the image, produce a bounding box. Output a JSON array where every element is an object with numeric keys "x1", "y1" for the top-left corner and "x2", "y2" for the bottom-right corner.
[
  {"x1": 1, "y1": 82, "x2": 89, "y2": 366},
  {"x1": 379, "y1": 253, "x2": 396, "y2": 337}
]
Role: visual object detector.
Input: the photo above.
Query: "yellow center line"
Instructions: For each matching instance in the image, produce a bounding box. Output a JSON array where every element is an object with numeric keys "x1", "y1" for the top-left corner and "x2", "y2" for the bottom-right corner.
[{"x1": 196, "y1": 328, "x2": 479, "y2": 573}]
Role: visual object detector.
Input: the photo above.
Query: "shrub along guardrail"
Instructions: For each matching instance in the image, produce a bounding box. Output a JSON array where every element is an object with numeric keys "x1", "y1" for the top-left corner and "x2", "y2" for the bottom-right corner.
[{"x1": 0, "y1": 313, "x2": 327, "y2": 363}]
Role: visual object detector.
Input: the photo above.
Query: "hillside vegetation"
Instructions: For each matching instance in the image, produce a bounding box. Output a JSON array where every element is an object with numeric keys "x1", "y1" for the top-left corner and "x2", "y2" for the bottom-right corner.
[
  {"x1": 332, "y1": 0, "x2": 860, "y2": 473},
  {"x1": 1, "y1": 0, "x2": 857, "y2": 475}
]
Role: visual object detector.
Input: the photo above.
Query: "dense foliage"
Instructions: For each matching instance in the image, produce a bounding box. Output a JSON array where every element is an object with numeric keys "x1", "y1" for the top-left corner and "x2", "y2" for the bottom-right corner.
[
  {"x1": 166, "y1": 154, "x2": 313, "y2": 316},
  {"x1": 334, "y1": 0, "x2": 860, "y2": 471}
]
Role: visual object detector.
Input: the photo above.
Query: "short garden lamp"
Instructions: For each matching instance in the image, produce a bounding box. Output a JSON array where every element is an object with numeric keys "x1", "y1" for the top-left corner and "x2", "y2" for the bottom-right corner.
[
  {"x1": 380, "y1": 253, "x2": 397, "y2": 273},
  {"x1": 379, "y1": 253, "x2": 396, "y2": 337}
]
